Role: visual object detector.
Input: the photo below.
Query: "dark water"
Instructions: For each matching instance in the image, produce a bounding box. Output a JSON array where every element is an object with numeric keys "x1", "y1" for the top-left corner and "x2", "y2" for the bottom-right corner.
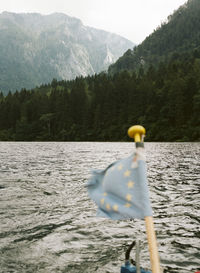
[{"x1": 0, "y1": 142, "x2": 199, "y2": 273}]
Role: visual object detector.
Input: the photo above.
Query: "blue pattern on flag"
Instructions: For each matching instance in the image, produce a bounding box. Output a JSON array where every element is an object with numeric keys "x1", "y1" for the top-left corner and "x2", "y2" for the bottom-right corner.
[{"x1": 86, "y1": 153, "x2": 152, "y2": 220}]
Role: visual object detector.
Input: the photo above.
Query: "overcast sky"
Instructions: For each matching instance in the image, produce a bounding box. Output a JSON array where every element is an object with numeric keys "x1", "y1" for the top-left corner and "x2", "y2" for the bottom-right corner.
[{"x1": 0, "y1": 0, "x2": 187, "y2": 44}]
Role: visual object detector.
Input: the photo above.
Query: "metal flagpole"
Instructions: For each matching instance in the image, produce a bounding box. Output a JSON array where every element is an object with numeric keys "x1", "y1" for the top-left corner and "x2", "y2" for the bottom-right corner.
[{"x1": 128, "y1": 125, "x2": 161, "y2": 273}]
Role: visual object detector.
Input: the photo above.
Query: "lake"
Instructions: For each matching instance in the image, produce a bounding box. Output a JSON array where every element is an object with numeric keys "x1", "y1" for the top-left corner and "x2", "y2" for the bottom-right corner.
[{"x1": 0, "y1": 142, "x2": 199, "y2": 273}]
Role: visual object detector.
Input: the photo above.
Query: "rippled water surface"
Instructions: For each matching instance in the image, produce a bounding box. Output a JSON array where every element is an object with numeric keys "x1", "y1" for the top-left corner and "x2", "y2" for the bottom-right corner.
[{"x1": 0, "y1": 142, "x2": 199, "y2": 273}]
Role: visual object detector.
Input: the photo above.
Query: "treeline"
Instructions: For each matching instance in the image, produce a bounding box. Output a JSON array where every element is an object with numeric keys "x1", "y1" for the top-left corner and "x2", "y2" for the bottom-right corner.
[{"x1": 0, "y1": 51, "x2": 200, "y2": 141}]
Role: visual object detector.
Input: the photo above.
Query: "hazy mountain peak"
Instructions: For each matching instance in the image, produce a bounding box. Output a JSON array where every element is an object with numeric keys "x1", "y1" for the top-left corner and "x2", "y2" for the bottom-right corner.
[{"x1": 0, "y1": 11, "x2": 134, "y2": 94}]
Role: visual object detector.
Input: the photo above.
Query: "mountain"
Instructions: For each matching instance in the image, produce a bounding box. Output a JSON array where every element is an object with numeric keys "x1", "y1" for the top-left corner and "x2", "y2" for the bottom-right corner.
[
  {"x1": 0, "y1": 12, "x2": 134, "y2": 94},
  {"x1": 108, "y1": 0, "x2": 200, "y2": 74},
  {"x1": 1, "y1": 1, "x2": 200, "y2": 142}
]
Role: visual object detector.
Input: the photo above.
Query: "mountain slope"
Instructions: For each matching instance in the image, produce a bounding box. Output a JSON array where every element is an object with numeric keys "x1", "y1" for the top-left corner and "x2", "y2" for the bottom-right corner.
[
  {"x1": 108, "y1": 0, "x2": 200, "y2": 74},
  {"x1": 0, "y1": 12, "x2": 134, "y2": 94}
]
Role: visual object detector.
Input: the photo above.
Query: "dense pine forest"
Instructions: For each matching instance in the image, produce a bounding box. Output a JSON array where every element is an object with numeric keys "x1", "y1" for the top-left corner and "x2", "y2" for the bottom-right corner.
[
  {"x1": 0, "y1": 0, "x2": 200, "y2": 142},
  {"x1": 0, "y1": 48, "x2": 200, "y2": 141}
]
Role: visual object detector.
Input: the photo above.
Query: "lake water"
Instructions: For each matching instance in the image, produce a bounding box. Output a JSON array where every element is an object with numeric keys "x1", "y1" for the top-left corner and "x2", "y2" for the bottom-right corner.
[{"x1": 0, "y1": 142, "x2": 199, "y2": 273}]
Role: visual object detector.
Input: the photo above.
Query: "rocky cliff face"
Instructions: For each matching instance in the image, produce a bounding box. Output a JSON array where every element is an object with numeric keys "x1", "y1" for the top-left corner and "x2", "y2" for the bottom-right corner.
[{"x1": 0, "y1": 12, "x2": 134, "y2": 93}]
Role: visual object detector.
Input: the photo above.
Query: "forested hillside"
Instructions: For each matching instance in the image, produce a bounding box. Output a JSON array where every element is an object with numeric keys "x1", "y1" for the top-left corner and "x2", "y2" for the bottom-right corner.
[
  {"x1": 0, "y1": 0, "x2": 200, "y2": 142},
  {"x1": 109, "y1": 0, "x2": 200, "y2": 74},
  {"x1": 0, "y1": 47, "x2": 200, "y2": 141}
]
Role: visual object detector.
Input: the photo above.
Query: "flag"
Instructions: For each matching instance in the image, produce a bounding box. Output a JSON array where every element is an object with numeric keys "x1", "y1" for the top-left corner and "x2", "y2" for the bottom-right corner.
[{"x1": 86, "y1": 149, "x2": 152, "y2": 220}]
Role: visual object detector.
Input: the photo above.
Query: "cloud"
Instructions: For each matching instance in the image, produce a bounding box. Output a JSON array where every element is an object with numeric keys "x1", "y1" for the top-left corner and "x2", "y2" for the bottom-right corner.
[{"x1": 0, "y1": 0, "x2": 187, "y2": 43}]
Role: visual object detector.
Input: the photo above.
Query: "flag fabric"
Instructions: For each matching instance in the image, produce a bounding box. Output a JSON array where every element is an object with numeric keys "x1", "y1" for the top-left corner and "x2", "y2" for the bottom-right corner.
[{"x1": 86, "y1": 149, "x2": 152, "y2": 220}]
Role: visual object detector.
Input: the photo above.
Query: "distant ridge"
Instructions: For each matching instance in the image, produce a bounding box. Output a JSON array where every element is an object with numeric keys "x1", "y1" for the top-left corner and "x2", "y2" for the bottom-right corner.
[{"x1": 0, "y1": 12, "x2": 134, "y2": 94}]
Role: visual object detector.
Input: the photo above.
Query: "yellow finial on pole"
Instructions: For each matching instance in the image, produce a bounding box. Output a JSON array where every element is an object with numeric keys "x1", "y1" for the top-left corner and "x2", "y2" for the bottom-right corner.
[
  {"x1": 128, "y1": 125, "x2": 161, "y2": 273},
  {"x1": 128, "y1": 125, "x2": 146, "y2": 142}
]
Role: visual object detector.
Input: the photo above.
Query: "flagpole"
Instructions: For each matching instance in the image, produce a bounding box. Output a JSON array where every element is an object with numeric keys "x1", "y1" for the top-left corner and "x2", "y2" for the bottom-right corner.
[{"x1": 128, "y1": 125, "x2": 161, "y2": 273}]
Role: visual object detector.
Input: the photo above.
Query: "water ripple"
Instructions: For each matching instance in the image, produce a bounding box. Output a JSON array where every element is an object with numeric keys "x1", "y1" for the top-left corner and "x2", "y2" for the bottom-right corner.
[{"x1": 0, "y1": 142, "x2": 199, "y2": 273}]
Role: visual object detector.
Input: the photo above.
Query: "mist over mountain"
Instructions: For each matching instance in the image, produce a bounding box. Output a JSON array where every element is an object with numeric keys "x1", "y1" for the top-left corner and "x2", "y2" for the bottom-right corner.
[
  {"x1": 0, "y1": 12, "x2": 134, "y2": 94},
  {"x1": 0, "y1": 1, "x2": 200, "y2": 142}
]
